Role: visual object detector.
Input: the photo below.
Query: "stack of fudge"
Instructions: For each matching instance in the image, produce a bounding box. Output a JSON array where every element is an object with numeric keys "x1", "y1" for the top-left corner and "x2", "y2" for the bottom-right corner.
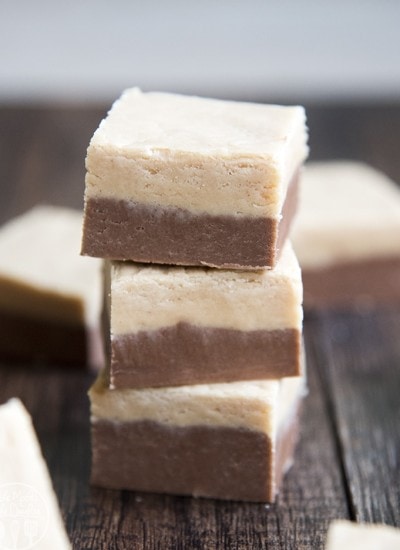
[{"x1": 82, "y1": 89, "x2": 309, "y2": 502}]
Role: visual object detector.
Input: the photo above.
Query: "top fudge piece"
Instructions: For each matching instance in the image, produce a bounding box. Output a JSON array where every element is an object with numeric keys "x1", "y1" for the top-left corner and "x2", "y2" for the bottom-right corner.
[
  {"x1": 291, "y1": 161, "x2": 400, "y2": 309},
  {"x1": 82, "y1": 89, "x2": 308, "y2": 269}
]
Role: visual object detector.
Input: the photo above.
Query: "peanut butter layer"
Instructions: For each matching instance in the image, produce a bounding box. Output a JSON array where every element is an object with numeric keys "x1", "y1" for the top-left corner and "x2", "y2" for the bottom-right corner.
[
  {"x1": 82, "y1": 89, "x2": 308, "y2": 268},
  {"x1": 89, "y1": 370, "x2": 305, "y2": 502}
]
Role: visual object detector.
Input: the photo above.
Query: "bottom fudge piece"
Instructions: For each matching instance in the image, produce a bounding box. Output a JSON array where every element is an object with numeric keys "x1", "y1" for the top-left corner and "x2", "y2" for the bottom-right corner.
[
  {"x1": 325, "y1": 520, "x2": 400, "y2": 549},
  {"x1": 0, "y1": 399, "x2": 71, "y2": 549},
  {"x1": 89, "y1": 368, "x2": 306, "y2": 502},
  {"x1": 291, "y1": 161, "x2": 400, "y2": 310},
  {"x1": 0, "y1": 206, "x2": 103, "y2": 368}
]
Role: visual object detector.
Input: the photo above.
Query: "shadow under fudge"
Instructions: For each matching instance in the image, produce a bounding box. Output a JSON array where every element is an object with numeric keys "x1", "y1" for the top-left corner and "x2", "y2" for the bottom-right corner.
[
  {"x1": 302, "y1": 257, "x2": 400, "y2": 310},
  {"x1": 110, "y1": 324, "x2": 301, "y2": 389},
  {"x1": 91, "y1": 401, "x2": 301, "y2": 503},
  {"x1": 82, "y1": 169, "x2": 299, "y2": 270}
]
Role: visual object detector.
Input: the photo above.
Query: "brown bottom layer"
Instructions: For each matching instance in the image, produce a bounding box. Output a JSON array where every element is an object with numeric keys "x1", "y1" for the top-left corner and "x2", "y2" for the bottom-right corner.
[
  {"x1": 110, "y1": 324, "x2": 301, "y2": 389},
  {"x1": 81, "y1": 170, "x2": 298, "y2": 269},
  {"x1": 91, "y1": 404, "x2": 301, "y2": 502},
  {"x1": 0, "y1": 309, "x2": 87, "y2": 366},
  {"x1": 302, "y1": 257, "x2": 400, "y2": 310}
]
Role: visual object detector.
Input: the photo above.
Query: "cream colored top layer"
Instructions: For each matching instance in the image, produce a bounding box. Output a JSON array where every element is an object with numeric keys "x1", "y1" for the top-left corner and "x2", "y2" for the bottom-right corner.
[
  {"x1": 0, "y1": 206, "x2": 102, "y2": 325},
  {"x1": 292, "y1": 161, "x2": 400, "y2": 269},
  {"x1": 110, "y1": 241, "x2": 302, "y2": 334},
  {"x1": 85, "y1": 88, "x2": 308, "y2": 218},
  {"x1": 90, "y1": 369, "x2": 304, "y2": 435},
  {"x1": 326, "y1": 520, "x2": 400, "y2": 550},
  {"x1": 0, "y1": 399, "x2": 71, "y2": 549}
]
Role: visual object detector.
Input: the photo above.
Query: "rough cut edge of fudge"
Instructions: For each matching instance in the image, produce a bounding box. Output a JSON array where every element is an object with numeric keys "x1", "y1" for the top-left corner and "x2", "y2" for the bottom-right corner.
[
  {"x1": 0, "y1": 205, "x2": 104, "y2": 368},
  {"x1": 0, "y1": 399, "x2": 71, "y2": 549},
  {"x1": 82, "y1": 89, "x2": 308, "y2": 269},
  {"x1": 291, "y1": 161, "x2": 400, "y2": 310},
  {"x1": 106, "y1": 241, "x2": 303, "y2": 388},
  {"x1": 325, "y1": 520, "x2": 400, "y2": 549},
  {"x1": 89, "y1": 367, "x2": 307, "y2": 502}
]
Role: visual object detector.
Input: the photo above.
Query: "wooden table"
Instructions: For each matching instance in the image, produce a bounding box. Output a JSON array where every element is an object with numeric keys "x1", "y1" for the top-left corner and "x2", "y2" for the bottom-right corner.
[{"x1": 0, "y1": 103, "x2": 399, "y2": 549}]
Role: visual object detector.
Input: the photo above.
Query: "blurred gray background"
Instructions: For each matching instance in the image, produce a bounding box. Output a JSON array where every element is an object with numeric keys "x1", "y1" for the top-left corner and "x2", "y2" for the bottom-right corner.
[{"x1": 1, "y1": 0, "x2": 399, "y2": 104}]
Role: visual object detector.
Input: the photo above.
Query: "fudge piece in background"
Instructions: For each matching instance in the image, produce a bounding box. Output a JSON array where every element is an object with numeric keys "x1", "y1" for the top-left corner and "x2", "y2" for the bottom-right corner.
[
  {"x1": 0, "y1": 206, "x2": 103, "y2": 368},
  {"x1": 292, "y1": 161, "x2": 400, "y2": 310},
  {"x1": 325, "y1": 520, "x2": 400, "y2": 549},
  {"x1": 0, "y1": 398, "x2": 71, "y2": 549}
]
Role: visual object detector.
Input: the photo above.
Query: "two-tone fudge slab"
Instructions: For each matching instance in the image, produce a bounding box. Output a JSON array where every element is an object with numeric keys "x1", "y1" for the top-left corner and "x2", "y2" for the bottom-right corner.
[
  {"x1": 106, "y1": 241, "x2": 302, "y2": 389},
  {"x1": 291, "y1": 161, "x2": 400, "y2": 310},
  {"x1": 0, "y1": 206, "x2": 103, "y2": 368},
  {"x1": 82, "y1": 89, "x2": 308, "y2": 269},
  {"x1": 90, "y1": 368, "x2": 306, "y2": 502},
  {"x1": 326, "y1": 520, "x2": 400, "y2": 549},
  {"x1": 0, "y1": 399, "x2": 71, "y2": 549}
]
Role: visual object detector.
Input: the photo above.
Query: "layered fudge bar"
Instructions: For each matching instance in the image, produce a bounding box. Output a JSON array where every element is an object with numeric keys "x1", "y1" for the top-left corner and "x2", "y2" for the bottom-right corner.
[
  {"x1": 326, "y1": 520, "x2": 400, "y2": 549},
  {"x1": 0, "y1": 399, "x2": 71, "y2": 549},
  {"x1": 90, "y1": 368, "x2": 306, "y2": 502},
  {"x1": 82, "y1": 89, "x2": 308, "y2": 269},
  {"x1": 0, "y1": 206, "x2": 103, "y2": 368},
  {"x1": 107, "y1": 241, "x2": 302, "y2": 389},
  {"x1": 291, "y1": 161, "x2": 400, "y2": 309}
]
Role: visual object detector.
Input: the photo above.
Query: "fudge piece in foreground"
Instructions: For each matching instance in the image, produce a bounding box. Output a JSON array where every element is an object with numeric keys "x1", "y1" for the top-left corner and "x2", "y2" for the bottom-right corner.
[
  {"x1": 82, "y1": 88, "x2": 308, "y2": 269},
  {"x1": 90, "y1": 368, "x2": 306, "y2": 502},
  {"x1": 107, "y1": 241, "x2": 302, "y2": 389},
  {"x1": 0, "y1": 206, "x2": 103, "y2": 368},
  {"x1": 0, "y1": 399, "x2": 71, "y2": 549},
  {"x1": 291, "y1": 161, "x2": 400, "y2": 310},
  {"x1": 326, "y1": 520, "x2": 400, "y2": 549}
]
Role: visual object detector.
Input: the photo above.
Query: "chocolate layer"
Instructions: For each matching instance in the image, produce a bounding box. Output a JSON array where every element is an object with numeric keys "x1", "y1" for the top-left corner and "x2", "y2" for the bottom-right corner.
[
  {"x1": 82, "y1": 170, "x2": 299, "y2": 269},
  {"x1": 110, "y1": 324, "x2": 301, "y2": 389},
  {"x1": 0, "y1": 310, "x2": 87, "y2": 366},
  {"x1": 302, "y1": 257, "x2": 400, "y2": 310},
  {"x1": 91, "y1": 403, "x2": 301, "y2": 502}
]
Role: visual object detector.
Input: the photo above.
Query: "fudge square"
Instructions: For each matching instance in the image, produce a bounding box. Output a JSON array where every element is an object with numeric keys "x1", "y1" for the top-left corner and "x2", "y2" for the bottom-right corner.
[
  {"x1": 106, "y1": 241, "x2": 303, "y2": 389},
  {"x1": 291, "y1": 161, "x2": 400, "y2": 310},
  {"x1": 325, "y1": 520, "x2": 400, "y2": 550},
  {"x1": 0, "y1": 399, "x2": 71, "y2": 549},
  {"x1": 82, "y1": 88, "x2": 308, "y2": 269},
  {"x1": 89, "y1": 368, "x2": 306, "y2": 502},
  {"x1": 0, "y1": 206, "x2": 103, "y2": 368}
]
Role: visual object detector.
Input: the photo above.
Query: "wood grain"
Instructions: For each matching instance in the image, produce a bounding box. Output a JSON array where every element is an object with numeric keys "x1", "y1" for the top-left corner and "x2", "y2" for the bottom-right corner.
[{"x1": 308, "y1": 310, "x2": 400, "y2": 526}]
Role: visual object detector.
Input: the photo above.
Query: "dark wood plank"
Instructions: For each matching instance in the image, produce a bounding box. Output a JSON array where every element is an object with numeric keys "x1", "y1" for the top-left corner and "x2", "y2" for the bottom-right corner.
[{"x1": 307, "y1": 310, "x2": 400, "y2": 526}]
